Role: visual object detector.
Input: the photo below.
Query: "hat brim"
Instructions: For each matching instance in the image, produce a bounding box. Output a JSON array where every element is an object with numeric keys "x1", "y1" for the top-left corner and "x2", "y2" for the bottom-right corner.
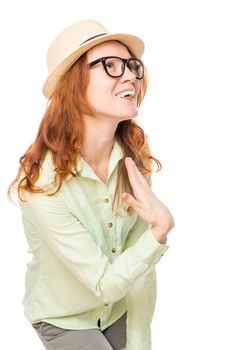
[{"x1": 42, "y1": 33, "x2": 144, "y2": 98}]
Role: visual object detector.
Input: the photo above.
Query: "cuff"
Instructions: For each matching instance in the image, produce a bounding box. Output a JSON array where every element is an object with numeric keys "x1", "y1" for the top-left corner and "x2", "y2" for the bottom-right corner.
[
  {"x1": 132, "y1": 227, "x2": 169, "y2": 265},
  {"x1": 126, "y1": 328, "x2": 152, "y2": 350}
]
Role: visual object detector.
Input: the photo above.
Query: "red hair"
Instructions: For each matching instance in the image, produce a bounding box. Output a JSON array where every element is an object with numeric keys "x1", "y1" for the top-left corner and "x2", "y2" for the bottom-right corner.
[{"x1": 8, "y1": 49, "x2": 161, "y2": 213}]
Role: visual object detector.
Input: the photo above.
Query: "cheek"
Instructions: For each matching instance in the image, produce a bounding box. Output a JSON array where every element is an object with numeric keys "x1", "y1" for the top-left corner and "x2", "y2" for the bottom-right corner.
[
  {"x1": 85, "y1": 84, "x2": 109, "y2": 114},
  {"x1": 135, "y1": 82, "x2": 141, "y2": 97},
  {"x1": 86, "y1": 85, "x2": 106, "y2": 108},
  {"x1": 85, "y1": 76, "x2": 95, "y2": 100},
  {"x1": 86, "y1": 76, "x2": 114, "y2": 106}
]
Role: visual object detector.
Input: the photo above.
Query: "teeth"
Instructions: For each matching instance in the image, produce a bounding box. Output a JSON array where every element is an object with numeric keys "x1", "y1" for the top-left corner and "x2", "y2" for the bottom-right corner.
[{"x1": 116, "y1": 90, "x2": 134, "y2": 98}]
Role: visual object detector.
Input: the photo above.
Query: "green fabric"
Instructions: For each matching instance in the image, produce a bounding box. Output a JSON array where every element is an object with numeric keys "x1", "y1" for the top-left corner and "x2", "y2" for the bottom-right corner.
[{"x1": 19, "y1": 138, "x2": 169, "y2": 350}]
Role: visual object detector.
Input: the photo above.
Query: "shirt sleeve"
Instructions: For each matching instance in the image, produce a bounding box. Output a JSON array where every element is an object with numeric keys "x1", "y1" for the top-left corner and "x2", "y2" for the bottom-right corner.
[
  {"x1": 126, "y1": 266, "x2": 156, "y2": 350},
  {"x1": 123, "y1": 216, "x2": 169, "y2": 350},
  {"x1": 20, "y1": 191, "x2": 169, "y2": 306}
]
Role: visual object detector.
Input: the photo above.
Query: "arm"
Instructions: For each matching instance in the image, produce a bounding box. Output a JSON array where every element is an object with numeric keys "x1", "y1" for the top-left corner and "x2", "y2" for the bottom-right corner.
[
  {"x1": 123, "y1": 216, "x2": 167, "y2": 350},
  {"x1": 126, "y1": 266, "x2": 156, "y2": 350},
  {"x1": 20, "y1": 191, "x2": 168, "y2": 307},
  {"x1": 119, "y1": 158, "x2": 174, "y2": 350}
]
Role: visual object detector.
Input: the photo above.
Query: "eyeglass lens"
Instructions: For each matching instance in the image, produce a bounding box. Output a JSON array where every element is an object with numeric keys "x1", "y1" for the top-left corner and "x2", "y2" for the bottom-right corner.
[{"x1": 104, "y1": 57, "x2": 144, "y2": 79}]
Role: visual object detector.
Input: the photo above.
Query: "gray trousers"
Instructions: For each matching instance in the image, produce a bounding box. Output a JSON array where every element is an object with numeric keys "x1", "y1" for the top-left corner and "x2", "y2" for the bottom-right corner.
[{"x1": 32, "y1": 312, "x2": 127, "y2": 350}]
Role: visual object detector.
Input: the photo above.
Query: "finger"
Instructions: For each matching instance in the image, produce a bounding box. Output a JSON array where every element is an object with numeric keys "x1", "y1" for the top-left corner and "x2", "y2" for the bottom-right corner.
[
  {"x1": 121, "y1": 192, "x2": 140, "y2": 210},
  {"x1": 130, "y1": 158, "x2": 151, "y2": 189},
  {"x1": 125, "y1": 158, "x2": 150, "y2": 197},
  {"x1": 124, "y1": 157, "x2": 142, "y2": 186},
  {"x1": 124, "y1": 158, "x2": 145, "y2": 199},
  {"x1": 126, "y1": 157, "x2": 148, "y2": 186}
]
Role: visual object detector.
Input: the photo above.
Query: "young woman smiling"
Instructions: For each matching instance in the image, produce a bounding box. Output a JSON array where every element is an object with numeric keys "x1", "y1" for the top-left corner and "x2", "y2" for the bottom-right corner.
[{"x1": 9, "y1": 19, "x2": 174, "y2": 350}]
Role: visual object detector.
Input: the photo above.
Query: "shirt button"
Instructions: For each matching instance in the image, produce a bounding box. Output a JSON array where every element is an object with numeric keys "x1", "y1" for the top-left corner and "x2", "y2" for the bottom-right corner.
[
  {"x1": 111, "y1": 248, "x2": 116, "y2": 253},
  {"x1": 104, "y1": 198, "x2": 109, "y2": 203},
  {"x1": 108, "y1": 223, "x2": 113, "y2": 228}
]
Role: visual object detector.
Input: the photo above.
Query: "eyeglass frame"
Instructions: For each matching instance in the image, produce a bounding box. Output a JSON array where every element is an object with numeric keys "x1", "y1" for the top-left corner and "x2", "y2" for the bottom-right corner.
[{"x1": 88, "y1": 56, "x2": 144, "y2": 80}]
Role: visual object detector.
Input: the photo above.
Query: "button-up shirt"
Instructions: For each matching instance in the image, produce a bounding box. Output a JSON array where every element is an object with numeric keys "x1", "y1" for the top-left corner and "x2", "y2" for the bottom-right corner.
[{"x1": 19, "y1": 138, "x2": 169, "y2": 350}]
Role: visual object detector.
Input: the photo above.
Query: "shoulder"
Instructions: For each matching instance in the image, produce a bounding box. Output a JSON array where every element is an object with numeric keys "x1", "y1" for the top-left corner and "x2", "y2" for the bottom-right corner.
[{"x1": 35, "y1": 152, "x2": 57, "y2": 191}]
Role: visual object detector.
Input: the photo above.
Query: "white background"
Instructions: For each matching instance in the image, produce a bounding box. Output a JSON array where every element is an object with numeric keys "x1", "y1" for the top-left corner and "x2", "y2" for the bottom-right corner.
[{"x1": 0, "y1": 0, "x2": 233, "y2": 349}]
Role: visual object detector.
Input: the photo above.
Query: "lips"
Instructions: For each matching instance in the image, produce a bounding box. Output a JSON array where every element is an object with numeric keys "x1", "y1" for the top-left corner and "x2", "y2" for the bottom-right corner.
[{"x1": 115, "y1": 90, "x2": 135, "y2": 98}]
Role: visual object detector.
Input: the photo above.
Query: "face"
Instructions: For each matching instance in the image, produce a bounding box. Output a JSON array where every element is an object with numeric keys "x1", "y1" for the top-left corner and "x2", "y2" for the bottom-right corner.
[{"x1": 85, "y1": 41, "x2": 142, "y2": 122}]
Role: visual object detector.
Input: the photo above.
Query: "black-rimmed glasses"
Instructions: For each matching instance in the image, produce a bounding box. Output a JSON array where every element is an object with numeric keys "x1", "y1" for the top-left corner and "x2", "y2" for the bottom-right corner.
[{"x1": 88, "y1": 56, "x2": 144, "y2": 80}]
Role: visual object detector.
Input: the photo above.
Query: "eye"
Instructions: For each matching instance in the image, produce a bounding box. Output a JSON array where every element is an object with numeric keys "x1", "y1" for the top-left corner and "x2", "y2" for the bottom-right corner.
[
  {"x1": 104, "y1": 58, "x2": 121, "y2": 75},
  {"x1": 105, "y1": 58, "x2": 118, "y2": 69},
  {"x1": 129, "y1": 61, "x2": 140, "y2": 72},
  {"x1": 135, "y1": 64, "x2": 141, "y2": 71},
  {"x1": 106, "y1": 61, "x2": 115, "y2": 69}
]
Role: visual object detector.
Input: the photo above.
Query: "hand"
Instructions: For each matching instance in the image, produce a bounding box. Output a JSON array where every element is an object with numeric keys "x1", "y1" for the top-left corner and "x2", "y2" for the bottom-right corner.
[{"x1": 121, "y1": 157, "x2": 175, "y2": 242}]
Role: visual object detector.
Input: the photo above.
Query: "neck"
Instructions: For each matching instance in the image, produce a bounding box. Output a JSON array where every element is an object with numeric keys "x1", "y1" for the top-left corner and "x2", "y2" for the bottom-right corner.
[{"x1": 81, "y1": 115, "x2": 119, "y2": 166}]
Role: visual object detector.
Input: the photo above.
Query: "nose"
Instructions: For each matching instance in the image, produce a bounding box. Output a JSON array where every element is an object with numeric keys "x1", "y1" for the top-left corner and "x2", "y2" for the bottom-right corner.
[{"x1": 119, "y1": 64, "x2": 136, "y2": 83}]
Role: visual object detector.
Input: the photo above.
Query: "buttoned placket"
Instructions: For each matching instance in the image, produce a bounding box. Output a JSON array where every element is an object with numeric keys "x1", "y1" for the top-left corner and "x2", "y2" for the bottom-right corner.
[
  {"x1": 97, "y1": 182, "x2": 118, "y2": 260},
  {"x1": 77, "y1": 152, "x2": 120, "y2": 260},
  {"x1": 94, "y1": 182, "x2": 116, "y2": 325},
  {"x1": 75, "y1": 139, "x2": 123, "y2": 324}
]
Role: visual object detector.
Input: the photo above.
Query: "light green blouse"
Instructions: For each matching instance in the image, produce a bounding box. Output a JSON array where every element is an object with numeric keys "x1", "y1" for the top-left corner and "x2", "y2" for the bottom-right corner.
[{"x1": 19, "y1": 138, "x2": 169, "y2": 350}]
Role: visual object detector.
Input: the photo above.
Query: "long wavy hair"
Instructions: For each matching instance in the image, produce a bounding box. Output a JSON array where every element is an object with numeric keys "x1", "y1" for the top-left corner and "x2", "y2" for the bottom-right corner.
[{"x1": 8, "y1": 45, "x2": 161, "y2": 214}]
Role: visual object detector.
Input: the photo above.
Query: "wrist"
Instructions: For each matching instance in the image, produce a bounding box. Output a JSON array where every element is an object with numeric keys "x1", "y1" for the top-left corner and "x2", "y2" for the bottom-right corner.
[{"x1": 151, "y1": 225, "x2": 168, "y2": 244}]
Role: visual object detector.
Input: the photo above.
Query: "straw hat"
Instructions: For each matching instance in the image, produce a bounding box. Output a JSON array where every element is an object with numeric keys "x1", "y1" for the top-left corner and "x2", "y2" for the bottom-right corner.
[{"x1": 43, "y1": 19, "x2": 145, "y2": 98}]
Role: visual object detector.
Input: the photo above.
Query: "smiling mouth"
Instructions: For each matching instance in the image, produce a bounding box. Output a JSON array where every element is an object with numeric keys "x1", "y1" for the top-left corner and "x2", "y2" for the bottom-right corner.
[{"x1": 116, "y1": 90, "x2": 135, "y2": 99}]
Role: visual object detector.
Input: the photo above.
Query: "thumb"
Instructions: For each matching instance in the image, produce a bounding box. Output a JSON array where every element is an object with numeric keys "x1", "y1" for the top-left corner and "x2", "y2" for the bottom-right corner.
[{"x1": 121, "y1": 192, "x2": 139, "y2": 209}]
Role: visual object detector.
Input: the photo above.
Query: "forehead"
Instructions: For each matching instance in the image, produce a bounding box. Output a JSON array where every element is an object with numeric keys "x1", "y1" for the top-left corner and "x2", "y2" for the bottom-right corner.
[{"x1": 86, "y1": 40, "x2": 131, "y2": 61}]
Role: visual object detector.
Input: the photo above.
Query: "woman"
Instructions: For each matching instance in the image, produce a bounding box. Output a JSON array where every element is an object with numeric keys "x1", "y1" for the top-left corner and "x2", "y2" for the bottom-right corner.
[{"x1": 9, "y1": 19, "x2": 174, "y2": 350}]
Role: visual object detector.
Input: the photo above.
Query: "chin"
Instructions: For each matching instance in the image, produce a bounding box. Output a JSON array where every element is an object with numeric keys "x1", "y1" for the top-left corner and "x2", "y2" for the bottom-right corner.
[
  {"x1": 118, "y1": 114, "x2": 137, "y2": 122},
  {"x1": 128, "y1": 110, "x2": 138, "y2": 119},
  {"x1": 122, "y1": 108, "x2": 139, "y2": 120},
  {"x1": 129, "y1": 114, "x2": 138, "y2": 120}
]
